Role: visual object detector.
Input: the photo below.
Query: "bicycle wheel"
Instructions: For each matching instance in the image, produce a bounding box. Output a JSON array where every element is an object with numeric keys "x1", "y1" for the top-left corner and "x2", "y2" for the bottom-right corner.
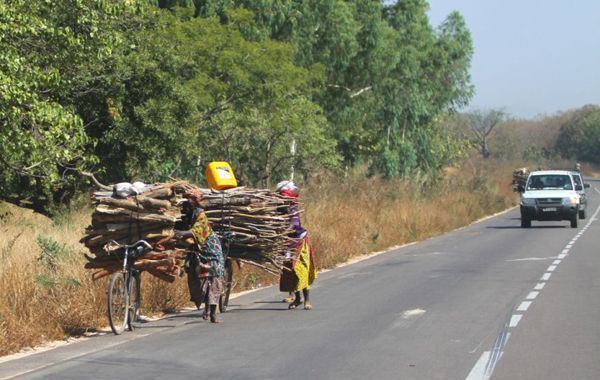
[
  {"x1": 127, "y1": 272, "x2": 141, "y2": 331},
  {"x1": 219, "y1": 259, "x2": 233, "y2": 313},
  {"x1": 107, "y1": 272, "x2": 128, "y2": 335}
]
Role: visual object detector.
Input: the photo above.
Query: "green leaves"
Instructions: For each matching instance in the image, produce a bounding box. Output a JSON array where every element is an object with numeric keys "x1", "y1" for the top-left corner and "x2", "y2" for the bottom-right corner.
[
  {"x1": 92, "y1": 7, "x2": 337, "y2": 186},
  {"x1": 2, "y1": 0, "x2": 476, "y2": 209},
  {"x1": 0, "y1": 0, "x2": 142, "y2": 205},
  {"x1": 555, "y1": 106, "x2": 600, "y2": 164}
]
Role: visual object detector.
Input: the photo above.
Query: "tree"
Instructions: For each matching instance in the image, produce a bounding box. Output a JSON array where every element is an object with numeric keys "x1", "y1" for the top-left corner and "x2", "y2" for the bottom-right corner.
[
  {"x1": 465, "y1": 109, "x2": 507, "y2": 159},
  {"x1": 93, "y1": 8, "x2": 339, "y2": 186},
  {"x1": 0, "y1": 0, "x2": 141, "y2": 209},
  {"x1": 555, "y1": 105, "x2": 600, "y2": 164},
  {"x1": 151, "y1": 1, "x2": 475, "y2": 177}
]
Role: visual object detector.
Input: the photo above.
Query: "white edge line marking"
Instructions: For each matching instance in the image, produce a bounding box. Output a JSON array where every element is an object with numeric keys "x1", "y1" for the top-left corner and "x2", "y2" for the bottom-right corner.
[
  {"x1": 517, "y1": 301, "x2": 532, "y2": 311},
  {"x1": 541, "y1": 273, "x2": 552, "y2": 280},
  {"x1": 548, "y1": 265, "x2": 557, "y2": 272},
  {"x1": 526, "y1": 291, "x2": 539, "y2": 300},
  {"x1": 552, "y1": 260, "x2": 561, "y2": 265},
  {"x1": 558, "y1": 253, "x2": 567, "y2": 259},
  {"x1": 534, "y1": 283, "x2": 546, "y2": 290},
  {"x1": 509, "y1": 315, "x2": 522, "y2": 328},
  {"x1": 561, "y1": 249, "x2": 569, "y2": 254}
]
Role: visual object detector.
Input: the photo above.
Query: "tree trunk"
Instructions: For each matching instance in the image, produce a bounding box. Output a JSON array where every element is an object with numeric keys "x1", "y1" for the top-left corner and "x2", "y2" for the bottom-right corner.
[{"x1": 482, "y1": 137, "x2": 490, "y2": 159}]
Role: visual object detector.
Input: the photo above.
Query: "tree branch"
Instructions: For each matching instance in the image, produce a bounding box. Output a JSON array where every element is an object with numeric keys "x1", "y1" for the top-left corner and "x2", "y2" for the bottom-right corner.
[
  {"x1": 79, "y1": 170, "x2": 112, "y2": 190},
  {"x1": 327, "y1": 84, "x2": 373, "y2": 98}
]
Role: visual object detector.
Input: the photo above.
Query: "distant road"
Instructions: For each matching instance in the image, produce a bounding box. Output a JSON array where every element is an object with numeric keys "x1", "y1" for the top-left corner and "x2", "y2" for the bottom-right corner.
[{"x1": 2, "y1": 180, "x2": 599, "y2": 380}]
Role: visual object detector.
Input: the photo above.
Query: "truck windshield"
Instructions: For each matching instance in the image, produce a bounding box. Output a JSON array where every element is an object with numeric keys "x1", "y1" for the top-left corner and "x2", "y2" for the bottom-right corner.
[{"x1": 527, "y1": 175, "x2": 573, "y2": 190}]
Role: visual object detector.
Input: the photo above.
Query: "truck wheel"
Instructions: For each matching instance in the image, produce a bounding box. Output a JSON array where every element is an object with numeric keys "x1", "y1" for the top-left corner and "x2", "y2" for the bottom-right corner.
[
  {"x1": 579, "y1": 209, "x2": 586, "y2": 219},
  {"x1": 521, "y1": 217, "x2": 531, "y2": 228},
  {"x1": 570, "y1": 215, "x2": 578, "y2": 228}
]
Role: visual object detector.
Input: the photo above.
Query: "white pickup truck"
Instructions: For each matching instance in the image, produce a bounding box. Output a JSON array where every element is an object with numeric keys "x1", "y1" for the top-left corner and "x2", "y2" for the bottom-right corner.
[{"x1": 519, "y1": 170, "x2": 583, "y2": 228}]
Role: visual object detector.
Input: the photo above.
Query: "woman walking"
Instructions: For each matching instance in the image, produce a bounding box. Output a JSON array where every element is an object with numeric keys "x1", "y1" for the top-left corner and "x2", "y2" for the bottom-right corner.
[
  {"x1": 176, "y1": 188, "x2": 225, "y2": 323},
  {"x1": 277, "y1": 180, "x2": 317, "y2": 310}
]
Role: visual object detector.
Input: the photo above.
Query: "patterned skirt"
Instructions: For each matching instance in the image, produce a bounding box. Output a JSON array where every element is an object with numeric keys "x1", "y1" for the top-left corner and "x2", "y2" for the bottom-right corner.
[{"x1": 188, "y1": 276, "x2": 223, "y2": 306}]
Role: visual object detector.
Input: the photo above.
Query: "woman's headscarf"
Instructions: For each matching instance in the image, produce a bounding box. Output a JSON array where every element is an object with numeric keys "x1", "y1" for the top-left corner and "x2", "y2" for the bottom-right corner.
[
  {"x1": 276, "y1": 180, "x2": 298, "y2": 199},
  {"x1": 183, "y1": 187, "x2": 203, "y2": 205}
]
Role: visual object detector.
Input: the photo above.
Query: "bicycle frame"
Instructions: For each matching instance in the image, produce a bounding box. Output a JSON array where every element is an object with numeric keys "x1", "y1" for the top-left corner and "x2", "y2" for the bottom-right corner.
[{"x1": 107, "y1": 240, "x2": 150, "y2": 334}]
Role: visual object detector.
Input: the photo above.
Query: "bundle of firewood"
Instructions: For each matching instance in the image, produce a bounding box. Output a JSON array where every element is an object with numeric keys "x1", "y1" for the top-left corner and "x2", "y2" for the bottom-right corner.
[
  {"x1": 81, "y1": 182, "x2": 299, "y2": 281},
  {"x1": 81, "y1": 182, "x2": 186, "y2": 282},
  {"x1": 512, "y1": 167, "x2": 529, "y2": 192},
  {"x1": 198, "y1": 188, "x2": 299, "y2": 269}
]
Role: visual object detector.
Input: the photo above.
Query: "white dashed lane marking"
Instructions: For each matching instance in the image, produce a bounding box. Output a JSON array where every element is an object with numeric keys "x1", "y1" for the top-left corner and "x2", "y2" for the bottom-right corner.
[
  {"x1": 517, "y1": 301, "x2": 532, "y2": 311},
  {"x1": 508, "y1": 315, "x2": 522, "y2": 328},
  {"x1": 526, "y1": 291, "x2": 539, "y2": 300}
]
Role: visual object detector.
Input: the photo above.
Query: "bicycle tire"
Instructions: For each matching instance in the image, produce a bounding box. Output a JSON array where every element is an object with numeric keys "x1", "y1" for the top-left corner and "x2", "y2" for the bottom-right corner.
[
  {"x1": 108, "y1": 272, "x2": 128, "y2": 335},
  {"x1": 127, "y1": 272, "x2": 141, "y2": 331},
  {"x1": 219, "y1": 259, "x2": 233, "y2": 313}
]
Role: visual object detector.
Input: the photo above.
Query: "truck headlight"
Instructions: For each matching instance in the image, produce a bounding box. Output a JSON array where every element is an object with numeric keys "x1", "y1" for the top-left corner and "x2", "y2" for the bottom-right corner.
[
  {"x1": 561, "y1": 197, "x2": 578, "y2": 206},
  {"x1": 521, "y1": 198, "x2": 536, "y2": 206}
]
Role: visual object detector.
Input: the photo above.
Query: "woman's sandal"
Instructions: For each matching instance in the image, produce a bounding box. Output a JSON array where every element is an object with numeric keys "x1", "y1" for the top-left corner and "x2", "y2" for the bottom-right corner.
[
  {"x1": 202, "y1": 311, "x2": 210, "y2": 320},
  {"x1": 288, "y1": 300, "x2": 302, "y2": 310},
  {"x1": 304, "y1": 302, "x2": 312, "y2": 310}
]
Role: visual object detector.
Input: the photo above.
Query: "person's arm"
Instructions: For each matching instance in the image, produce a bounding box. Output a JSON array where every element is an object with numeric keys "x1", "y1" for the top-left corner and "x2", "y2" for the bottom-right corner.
[{"x1": 174, "y1": 230, "x2": 193, "y2": 239}]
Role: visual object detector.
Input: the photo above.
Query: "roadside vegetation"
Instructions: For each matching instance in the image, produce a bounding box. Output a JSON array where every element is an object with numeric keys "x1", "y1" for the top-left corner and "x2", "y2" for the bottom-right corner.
[{"x1": 0, "y1": 163, "x2": 516, "y2": 357}]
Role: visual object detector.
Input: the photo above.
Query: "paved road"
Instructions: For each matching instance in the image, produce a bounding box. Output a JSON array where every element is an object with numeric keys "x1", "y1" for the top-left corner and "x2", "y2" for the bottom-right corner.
[{"x1": 1, "y1": 180, "x2": 599, "y2": 380}]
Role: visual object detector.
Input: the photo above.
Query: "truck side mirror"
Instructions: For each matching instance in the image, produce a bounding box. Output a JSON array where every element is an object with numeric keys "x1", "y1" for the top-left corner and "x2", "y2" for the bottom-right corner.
[
  {"x1": 584, "y1": 183, "x2": 590, "y2": 189},
  {"x1": 575, "y1": 184, "x2": 583, "y2": 191},
  {"x1": 517, "y1": 184, "x2": 525, "y2": 193}
]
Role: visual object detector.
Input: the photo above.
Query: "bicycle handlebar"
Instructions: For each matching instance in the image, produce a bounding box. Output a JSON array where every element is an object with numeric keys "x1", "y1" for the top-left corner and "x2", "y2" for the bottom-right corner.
[{"x1": 108, "y1": 239, "x2": 152, "y2": 251}]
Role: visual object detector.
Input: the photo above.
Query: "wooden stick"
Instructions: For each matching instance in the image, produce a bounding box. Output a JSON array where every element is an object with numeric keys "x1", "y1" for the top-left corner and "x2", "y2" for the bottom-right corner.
[
  {"x1": 92, "y1": 268, "x2": 118, "y2": 281},
  {"x1": 236, "y1": 259, "x2": 279, "y2": 276},
  {"x1": 146, "y1": 268, "x2": 177, "y2": 283}
]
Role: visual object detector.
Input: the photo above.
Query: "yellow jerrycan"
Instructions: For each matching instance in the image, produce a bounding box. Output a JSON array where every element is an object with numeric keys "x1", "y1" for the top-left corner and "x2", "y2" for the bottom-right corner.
[{"x1": 205, "y1": 161, "x2": 238, "y2": 190}]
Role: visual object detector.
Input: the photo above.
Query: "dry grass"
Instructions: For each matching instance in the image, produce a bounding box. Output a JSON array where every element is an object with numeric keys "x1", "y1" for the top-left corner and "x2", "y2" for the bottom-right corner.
[
  {"x1": 0, "y1": 163, "x2": 517, "y2": 356},
  {"x1": 304, "y1": 162, "x2": 516, "y2": 268}
]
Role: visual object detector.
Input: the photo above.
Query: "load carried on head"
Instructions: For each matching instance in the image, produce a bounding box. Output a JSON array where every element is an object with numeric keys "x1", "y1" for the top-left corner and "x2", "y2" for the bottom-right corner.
[
  {"x1": 81, "y1": 180, "x2": 301, "y2": 282},
  {"x1": 512, "y1": 167, "x2": 529, "y2": 192}
]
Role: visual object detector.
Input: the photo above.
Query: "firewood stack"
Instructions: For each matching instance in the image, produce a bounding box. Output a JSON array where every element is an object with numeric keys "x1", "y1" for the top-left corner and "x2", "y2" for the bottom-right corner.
[
  {"x1": 512, "y1": 167, "x2": 529, "y2": 192},
  {"x1": 81, "y1": 182, "x2": 299, "y2": 282},
  {"x1": 81, "y1": 182, "x2": 186, "y2": 282},
  {"x1": 197, "y1": 187, "x2": 299, "y2": 268}
]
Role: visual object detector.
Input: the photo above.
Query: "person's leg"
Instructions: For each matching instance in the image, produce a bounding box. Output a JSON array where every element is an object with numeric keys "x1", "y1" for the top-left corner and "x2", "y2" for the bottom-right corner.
[
  {"x1": 288, "y1": 291, "x2": 302, "y2": 309},
  {"x1": 302, "y1": 288, "x2": 312, "y2": 310},
  {"x1": 209, "y1": 278, "x2": 223, "y2": 323},
  {"x1": 201, "y1": 278, "x2": 210, "y2": 321},
  {"x1": 283, "y1": 292, "x2": 295, "y2": 303},
  {"x1": 209, "y1": 304, "x2": 221, "y2": 323},
  {"x1": 202, "y1": 301, "x2": 210, "y2": 320}
]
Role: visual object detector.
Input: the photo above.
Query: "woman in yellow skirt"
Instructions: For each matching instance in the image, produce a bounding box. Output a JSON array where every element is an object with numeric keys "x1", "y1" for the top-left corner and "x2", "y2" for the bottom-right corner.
[{"x1": 277, "y1": 180, "x2": 317, "y2": 310}]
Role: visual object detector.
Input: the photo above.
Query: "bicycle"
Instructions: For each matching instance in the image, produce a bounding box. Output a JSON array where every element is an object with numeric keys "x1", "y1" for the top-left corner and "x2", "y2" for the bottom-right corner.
[{"x1": 106, "y1": 239, "x2": 152, "y2": 335}]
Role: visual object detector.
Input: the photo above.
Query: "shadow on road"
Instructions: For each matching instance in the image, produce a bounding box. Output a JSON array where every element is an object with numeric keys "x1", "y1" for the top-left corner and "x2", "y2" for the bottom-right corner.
[
  {"x1": 133, "y1": 324, "x2": 178, "y2": 329},
  {"x1": 228, "y1": 307, "x2": 288, "y2": 312},
  {"x1": 487, "y1": 225, "x2": 568, "y2": 229}
]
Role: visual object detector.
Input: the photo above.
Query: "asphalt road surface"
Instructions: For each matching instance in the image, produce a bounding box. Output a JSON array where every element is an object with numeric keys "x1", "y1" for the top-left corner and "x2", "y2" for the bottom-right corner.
[{"x1": 1, "y1": 180, "x2": 599, "y2": 380}]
